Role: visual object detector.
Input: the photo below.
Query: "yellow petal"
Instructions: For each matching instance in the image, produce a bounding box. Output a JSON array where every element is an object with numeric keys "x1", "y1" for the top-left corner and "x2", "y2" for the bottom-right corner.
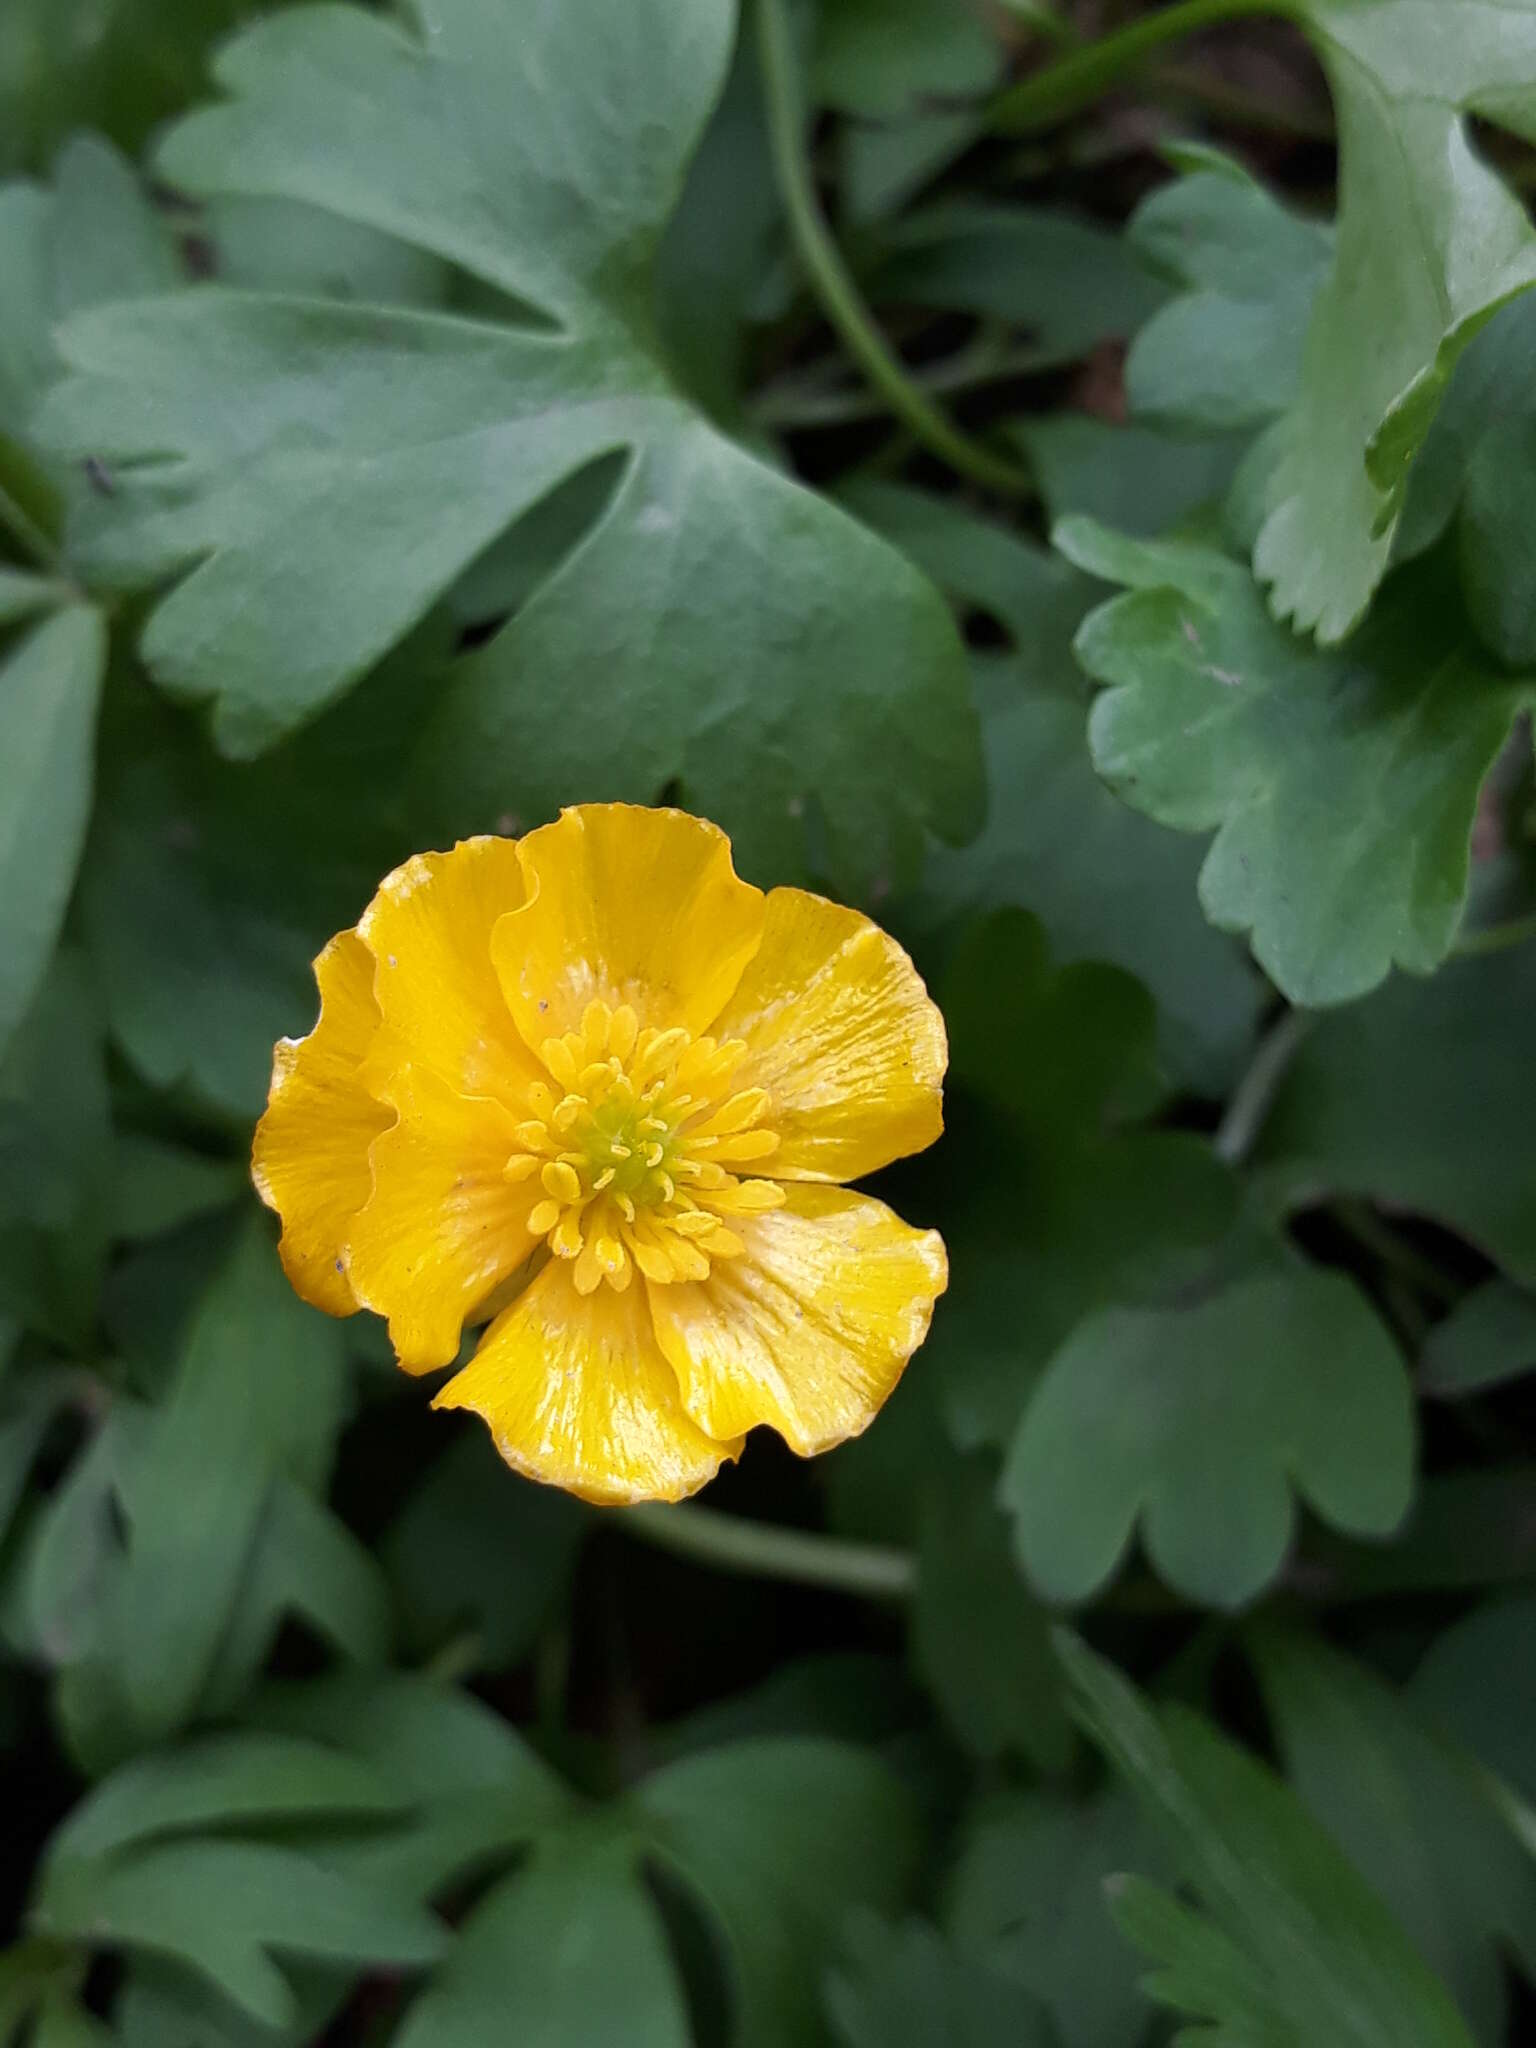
[
  {"x1": 252, "y1": 931, "x2": 389, "y2": 1317},
  {"x1": 345, "y1": 1064, "x2": 541, "y2": 1372},
  {"x1": 491, "y1": 805, "x2": 765, "y2": 1046},
  {"x1": 435, "y1": 1257, "x2": 739, "y2": 1505},
  {"x1": 709, "y1": 888, "x2": 946, "y2": 1181},
  {"x1": 357, "y1": 837, "x2": 546, "y2": 1109},
  {"x1": 649, "y1": 1184, "x2": 947, "y2": 1456}
]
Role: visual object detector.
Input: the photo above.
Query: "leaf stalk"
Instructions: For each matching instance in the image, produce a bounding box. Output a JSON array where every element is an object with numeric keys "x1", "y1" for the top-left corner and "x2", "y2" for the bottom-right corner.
[
  {"x1": 754, "y1": 0, "x2": 1034, "y2": 499},
  {"x1": 989, "y1": 0, "x2": 1285, "y2": 133}
]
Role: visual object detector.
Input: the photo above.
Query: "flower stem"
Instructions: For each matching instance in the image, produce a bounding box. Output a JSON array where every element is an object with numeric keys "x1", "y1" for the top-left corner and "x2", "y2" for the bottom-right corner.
[
  {"x1": 1212, "y1": 1007, "x2": 1311, "y2": 1166},
  {"x1": 754, "y1": 0, "x2": 1034, "y2": 499},
  {"x1": 623, "y1": 1499, "x2": 916, "y2": 1601},
  {"x1": 989, "y1": 0, "x2": 1285, "y2": 133}
]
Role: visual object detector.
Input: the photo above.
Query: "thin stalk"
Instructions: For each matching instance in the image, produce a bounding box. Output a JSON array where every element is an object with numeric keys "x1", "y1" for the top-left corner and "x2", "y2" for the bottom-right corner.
[
  {"x1": 1332, "y1": 1200, "x2": 1461, "y2": 1310},
  {"x1": 623, "y1": 1500, "x2": 915, "y2": 1601},
  {"x1": 420, "y1": 1629, "x2": 483, "y2": 1685},
  {"x1": 752, "y1": 335, "x2": 1062, "y2": 430},
  {"x1": 755, "y1": 0, "x2": 1034, "y2": 499},
  {"x1": 989, "y1": 0, "x2": 1284, "y2": 133},
  {"x1": 1148, "y1": 59, "x2": 1334, "y2": 142},
  {"x1": 1455, "y1": 910, "x2": 1536, "y2": 959},
  {"x1": 1212, "y1": 1007, "x2": 1311, "y2": 1166}
]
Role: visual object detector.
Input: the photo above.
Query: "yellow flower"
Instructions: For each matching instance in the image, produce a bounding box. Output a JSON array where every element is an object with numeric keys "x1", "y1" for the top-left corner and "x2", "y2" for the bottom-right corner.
[{"x1": 252, "y1": 805, "x2": 948, "y2": 1504}]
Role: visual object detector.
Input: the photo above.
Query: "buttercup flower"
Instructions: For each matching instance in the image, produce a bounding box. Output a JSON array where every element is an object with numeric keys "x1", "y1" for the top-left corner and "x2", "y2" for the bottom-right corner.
[{"x1": 253, "y1": 805, "x2": 948, "y2": 1503}]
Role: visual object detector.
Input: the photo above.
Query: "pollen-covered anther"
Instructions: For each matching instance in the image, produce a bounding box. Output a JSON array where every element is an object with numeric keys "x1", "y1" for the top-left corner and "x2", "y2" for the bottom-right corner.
[{"x1": 508, "y1": 1000, "x2": 783, "y2": 1291}]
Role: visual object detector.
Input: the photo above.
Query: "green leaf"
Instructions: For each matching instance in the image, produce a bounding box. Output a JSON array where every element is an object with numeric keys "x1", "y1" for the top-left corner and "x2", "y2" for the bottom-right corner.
[
  {"x1": 826, "y1": 1912, "x2": 1054, "y2": 2048},
  {"x1": 1304, "y1": 1466, "x2": 1536, "y2": 1603},
  {"x1": 635, "y1": 1738, "x2": 920, "y2": 2048},
  {"x1": 80, "y1": 661, "x2": 421, "y2": 1120},
  {"x1": 204, "y1": 192, "x2": 450, "y2": 306},
  {"x1": 1421, "y1": 1281, "x2": 1536, "y2": 1399},
  {"x1": 0, "y1": 1366, "x2": 79, "y2": 1554},
  {"x1": 1412, "y1": 1598, "x2": 1536, "y2": 1813},
  {"x1": 32, "y1": 1838, "x2": 445, "y2": 2031},
  {"x1": 384, "y1": 1431, "x2": 587, "y2": 1673},
  {"x1": 1004, "y1": 1267, "x2": 1414, "y2": 1609},
  {"x1": 1059, "y1": 1631, "x2": 1479, "y2": 2048},
  {"x1": 0, "y1": 135, "x2": 181, "y2": 489},
  {"x1": 1016, "y1": 414, "x2": 1245, "y2": 540},
  {"x1": 42, "y1": 0, "x2": 980, "y2": 887},
  {"x1": 911, "y1": 1452, "x2": 1074, "y2": 1774},
  {"x1": 243, "y1": 1669, "x2": 571, "y2": 1901},
  {"x1": 1253, "y1": 0, "x2": 1536, "y2": 639},
  {"x1": 868, "y1": 202, "x2": 1166, "y2": 367},
  {"x1": 0, "y1": 566, "x2": 65, "y2": 624},
  {"x1": 29, "y1": 1991, "x2": 112, "y2": 2048},
  {"x1": 394, "y1": 1836, "x2": 690, "y2": 2048},
  {"x1": 934, "y1": 909, "x2": 1238, "y2": 1447},
  {"x1": 0, "y1": 0, "x2": 268, "y2": 176},
  {"x1": 0, "y1": 1938, "x2": 80, "y2": 2041},
  {"x1": 1126, "y1": 153, "x2": 1331, "y2": 433},
  {"x1": 943, "y1": 1788, "x2": 1161, "y2": 2048},
  {"x1": 1064, "y1": 519, "x2": 1533, "y2": 1007},
  {"x1": 1, "y1": 1405, "x2": 126, "y2": 1671},
  {"x1": 191, "y1": 1477, "x2": 392, "y2": 1717},
  {"x1": 45, "y1": 1218, "x2": 364, "y2": 1765},
  {"x1": 850, "y1": 482, "x2": 1262, "y2": 1092},
  {"x1": 1396, "y1": 295, "x2": 1536, "y2": 665},
  {"x1": 0, "y1": 951, "x2": 111, "y2": 1346},
  {"x1": 655, "y1": 30, "x2": 781, "y2": 424},
  {"x1": 114, "y1": 1218, "x2": 348, "y2": 1676},
  {"x1": 1257, "y1": 944, "x2": 1536, "y2": 1285},
  {"x1": 1252, "y1": 1627, "x2": 1536, "y2": 2045},
  {"x1": 44, "y1": 1731, "x2": 404, "y2": 1870},
  {"x1": 106, "y1": 1136, "x2": 246, "y2": 1246},
  {"x1": 112, "y1": 1957, "x2": 342, "y2": 2048},
  {"x1": 813, "y1": 0, "x2": 1003, "y2": 117},
  {"x1": 247, "y1": 1667, "x2": 568, "y2": 1808},
  {"x1": 0, "y1": 605, "x2": 105, "y2": 1062}
]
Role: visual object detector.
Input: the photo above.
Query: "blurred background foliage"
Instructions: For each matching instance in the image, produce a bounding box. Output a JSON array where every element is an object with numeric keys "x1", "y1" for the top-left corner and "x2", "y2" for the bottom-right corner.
[{"x1": 3, "y1": 0, "x2": 1536, "y2": 2042}]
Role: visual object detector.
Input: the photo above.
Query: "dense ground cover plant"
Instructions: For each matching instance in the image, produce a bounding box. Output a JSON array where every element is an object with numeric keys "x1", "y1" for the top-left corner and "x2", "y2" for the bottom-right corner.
[{"x1": 2, "y1": 0, "x2": 1535, "y2": 2042}]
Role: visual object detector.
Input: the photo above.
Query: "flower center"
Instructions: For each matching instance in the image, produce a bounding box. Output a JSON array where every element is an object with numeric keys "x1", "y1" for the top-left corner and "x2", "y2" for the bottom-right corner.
[{"x1": 507, "y1": 999, "x2": 785, "y2": 1295}]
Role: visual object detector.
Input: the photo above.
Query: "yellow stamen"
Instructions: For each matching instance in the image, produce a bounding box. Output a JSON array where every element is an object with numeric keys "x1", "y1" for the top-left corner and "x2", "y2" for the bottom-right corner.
[
  {"x1": 541, "y1": 1160, "x2": 583, "y2": 1204},
  {"x1": 515, "y1": 1011, "x2": 781, "y2": 1290}
]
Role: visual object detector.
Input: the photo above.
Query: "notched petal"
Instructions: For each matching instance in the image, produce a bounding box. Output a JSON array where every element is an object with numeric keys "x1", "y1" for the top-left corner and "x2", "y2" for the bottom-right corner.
[
  {"x1": 649, "y1": 1183, "x2": 948, "y2": 1456},
  {"x1": 252, "y1": 929, "x2": 388, "y2": 1316},
  {"x1": 710, "y1": 887, "x2": 947, "y2": 1181}
]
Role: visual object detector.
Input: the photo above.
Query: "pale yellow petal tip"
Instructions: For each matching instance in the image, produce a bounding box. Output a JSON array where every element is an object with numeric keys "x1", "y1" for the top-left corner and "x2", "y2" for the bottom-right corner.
[
  {"x1": 439, "y1": 1396, "x2": 744, "y2": 1507},
  {"x1": 782, "y1": 1223, "x2": 949, "y2": 1459}
]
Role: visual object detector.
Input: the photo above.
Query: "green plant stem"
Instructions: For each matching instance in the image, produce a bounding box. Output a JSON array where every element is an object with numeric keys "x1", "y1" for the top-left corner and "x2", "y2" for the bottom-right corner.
[
  {"x1": 754, "y1": 0, "x2": 1034, "y2": 498},
  {"x1": 1213, "y1": 1007, "x2": 1311, "y2": 1166},
  {"x1": 623, "y1": 1500, "x2": 916, "y2": 1601},
  {"x1": 1331, "y1": 1200, "x2": 1461, "y2": 1309},
  {"x1": 1148, "y1": 58, "x2": 1334, "y2": 141},
  {"x1": 752, "y1": 334, "x2": 1060, "y2": 430},
  {"x1": 989, "y1": 0, "x2": 1283, "y2": 133},
  {"x1": 1455, "y1": 909, "x2": 1536, "y2": 959},
  {"x1": 420, "y1": 1629, "x2": 483, "y2": 1685}
]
